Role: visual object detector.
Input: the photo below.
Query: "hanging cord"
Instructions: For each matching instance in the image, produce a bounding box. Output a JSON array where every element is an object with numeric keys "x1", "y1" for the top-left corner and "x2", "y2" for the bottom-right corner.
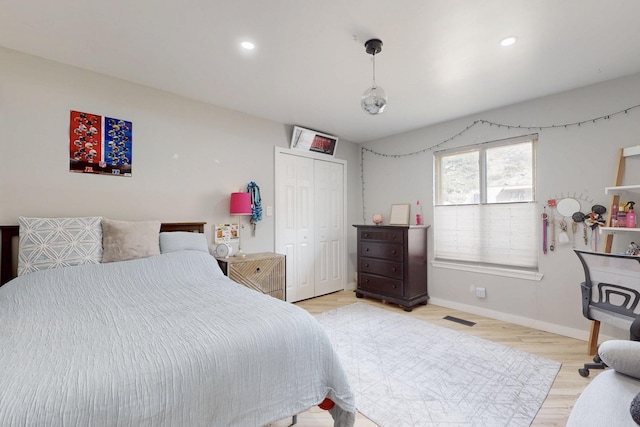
[
  {"x1": 371, "y1": 52, "x2": 377, "y2": 88},
  {"x1": 247, "y1": 181, "x2": 262, "y2": 235}
]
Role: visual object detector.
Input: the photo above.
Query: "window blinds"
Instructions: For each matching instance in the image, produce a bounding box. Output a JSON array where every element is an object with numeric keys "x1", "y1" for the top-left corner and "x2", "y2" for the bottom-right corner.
[{"x1": 434, "y1": 202, "x2": 538, "y2": 268}]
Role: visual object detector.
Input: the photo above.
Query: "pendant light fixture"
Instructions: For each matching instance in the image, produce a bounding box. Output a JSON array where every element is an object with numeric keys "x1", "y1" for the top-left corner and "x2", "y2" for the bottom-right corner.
[{"x1": 361, "y1": 39, "x2": 387, "y2": 115}]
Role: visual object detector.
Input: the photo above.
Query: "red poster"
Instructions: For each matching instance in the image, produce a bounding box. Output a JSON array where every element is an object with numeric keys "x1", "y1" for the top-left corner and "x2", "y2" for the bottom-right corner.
[{"x1": 70, "y1": 110, "x2": 102, "y2": 170}]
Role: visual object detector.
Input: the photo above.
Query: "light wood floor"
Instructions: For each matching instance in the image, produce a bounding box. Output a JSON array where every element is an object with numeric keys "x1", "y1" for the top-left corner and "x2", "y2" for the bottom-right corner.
[{"x1": 271, "y1": 290, "x2": 598, "y2": 427}]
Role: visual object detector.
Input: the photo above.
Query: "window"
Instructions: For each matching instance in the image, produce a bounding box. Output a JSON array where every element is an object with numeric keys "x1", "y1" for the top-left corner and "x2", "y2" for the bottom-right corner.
[{"x1": 434, "y1": 134, "x2": 537, "y2": 269}]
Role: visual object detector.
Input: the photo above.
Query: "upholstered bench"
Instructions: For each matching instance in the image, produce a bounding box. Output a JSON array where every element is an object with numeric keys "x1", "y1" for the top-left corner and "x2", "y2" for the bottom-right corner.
[{"x1": 567, "y1": 340, "x2": 640, "y2": 426}]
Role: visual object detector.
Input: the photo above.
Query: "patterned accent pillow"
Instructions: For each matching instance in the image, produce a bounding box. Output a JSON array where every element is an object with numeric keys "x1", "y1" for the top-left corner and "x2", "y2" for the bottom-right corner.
[{"x1": 18, "y1": 217, "x2": 103, "y2": 276}]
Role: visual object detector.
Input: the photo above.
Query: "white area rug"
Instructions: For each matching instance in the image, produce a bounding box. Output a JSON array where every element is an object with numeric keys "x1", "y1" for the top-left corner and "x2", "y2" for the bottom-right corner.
[{"x1": 315, "y1": 303, "x2": 561, "y2": 427}]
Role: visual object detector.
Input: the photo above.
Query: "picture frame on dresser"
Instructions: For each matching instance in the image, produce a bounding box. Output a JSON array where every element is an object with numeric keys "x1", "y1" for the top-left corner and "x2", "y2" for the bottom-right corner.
[{"x1": 389, "y1": 203, "x2": 410, "y2": 225}]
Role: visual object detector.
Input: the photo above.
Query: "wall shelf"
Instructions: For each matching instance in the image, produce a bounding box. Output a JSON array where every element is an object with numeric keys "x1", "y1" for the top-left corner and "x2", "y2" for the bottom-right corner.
[
  {"x1": 605, "y1": 184, "x2": 640, "y2": 195},
  {"x1": 600, "y1": 226, "x2": 640, "y2": 234},
  {"x1": 589, "y1": 145, "x2": 640, "y2": 356}
]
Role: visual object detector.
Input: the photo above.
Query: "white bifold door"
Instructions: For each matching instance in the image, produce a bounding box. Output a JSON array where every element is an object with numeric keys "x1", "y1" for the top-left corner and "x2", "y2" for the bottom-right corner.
[{"x1": 275, "y1": 148, "x2": 346, "y2": 302}]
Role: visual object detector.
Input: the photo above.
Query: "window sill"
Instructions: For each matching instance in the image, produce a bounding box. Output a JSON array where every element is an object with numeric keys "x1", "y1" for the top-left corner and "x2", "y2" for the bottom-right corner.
[{"x1": 431, "y1": 260, "x2": 543, "y2": 281}]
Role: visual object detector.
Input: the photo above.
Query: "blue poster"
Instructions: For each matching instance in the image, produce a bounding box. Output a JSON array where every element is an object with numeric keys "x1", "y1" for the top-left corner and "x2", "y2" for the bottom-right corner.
[{"x1": 103, "y1": 117, "x2": 132, "y2": 176}]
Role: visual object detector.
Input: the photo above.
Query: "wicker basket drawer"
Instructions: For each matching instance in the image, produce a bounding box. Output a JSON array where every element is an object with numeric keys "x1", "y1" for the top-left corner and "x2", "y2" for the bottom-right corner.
[
  {"x1": 359, "y1": 257, "x2": 403, "y2": 280},
  {"x1": 359, "y1": 273, "x2": 403, "y2": 297},
  {"x1": 217, "y1": 253, "x2": 285, "y2": 300}
]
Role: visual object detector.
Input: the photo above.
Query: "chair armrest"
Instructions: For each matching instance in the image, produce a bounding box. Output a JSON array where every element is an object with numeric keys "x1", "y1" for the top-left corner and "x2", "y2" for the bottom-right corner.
[{"x1": 599, "y1": 340, "x2": 640, "y2": 379}]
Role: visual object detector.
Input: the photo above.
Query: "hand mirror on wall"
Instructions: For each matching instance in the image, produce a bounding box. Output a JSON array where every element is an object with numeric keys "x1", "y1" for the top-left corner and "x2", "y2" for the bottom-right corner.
[
  {"x1": 572, "y1": 212, "x2": 585, "y2": 222},
  {"x1": 557, "y1": 197, "x2": 581, "y2": 217}
]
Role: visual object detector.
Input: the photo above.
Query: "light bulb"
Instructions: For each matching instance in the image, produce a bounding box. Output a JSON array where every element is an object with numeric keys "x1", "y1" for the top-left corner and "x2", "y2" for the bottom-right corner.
[{"x1": 361, "y1": 85, "x2": 388, "y2": 115}]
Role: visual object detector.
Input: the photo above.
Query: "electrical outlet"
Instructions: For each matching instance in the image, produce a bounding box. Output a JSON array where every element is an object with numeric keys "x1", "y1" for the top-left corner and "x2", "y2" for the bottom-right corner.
[{"x1": 475, "y1": 287, "x2": 486, "y2": 299}]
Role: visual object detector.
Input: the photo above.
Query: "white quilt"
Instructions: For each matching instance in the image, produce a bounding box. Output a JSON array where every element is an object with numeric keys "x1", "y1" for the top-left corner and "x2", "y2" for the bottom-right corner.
[{"x1": 0, "y1": 251, "x2": 355, "y2": 426}]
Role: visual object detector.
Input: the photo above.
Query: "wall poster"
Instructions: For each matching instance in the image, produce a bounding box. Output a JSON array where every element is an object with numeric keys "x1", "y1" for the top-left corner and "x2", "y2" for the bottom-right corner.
[{"x1": 70, "y1": 110, "x2": 132, "y2": 177}]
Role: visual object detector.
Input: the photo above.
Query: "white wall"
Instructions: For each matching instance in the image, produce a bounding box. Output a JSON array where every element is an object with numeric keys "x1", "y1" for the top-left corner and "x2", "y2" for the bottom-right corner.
[
  {"x1": 0, "y1": 47, "x2": 363, "y2": 285},
  {"x1": 360, "y1": 71, "x2": 640, "y2": 341},
  {"x1": 5, "y1": 44, "x2": 640, "y2": 343}
]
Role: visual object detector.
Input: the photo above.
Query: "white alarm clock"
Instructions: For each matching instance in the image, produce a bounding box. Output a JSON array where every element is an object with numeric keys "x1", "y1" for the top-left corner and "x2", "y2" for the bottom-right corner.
[{"x1": 214, "y1": 242, "x2": 233, "y2": 258}]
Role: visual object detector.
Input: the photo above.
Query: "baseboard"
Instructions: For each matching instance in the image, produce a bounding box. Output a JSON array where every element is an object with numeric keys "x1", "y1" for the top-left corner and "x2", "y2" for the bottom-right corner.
[
  {"x1": 345, "y1": 281, "x2": 356, "y2": 291},
  {"x1": 428, "y1": 297, "x2": 619, "y2": 343}
]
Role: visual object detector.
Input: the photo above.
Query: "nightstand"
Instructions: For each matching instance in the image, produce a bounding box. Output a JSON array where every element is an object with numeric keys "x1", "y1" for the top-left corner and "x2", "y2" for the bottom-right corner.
[{"x1": 215, "y1": 252, "x2": 286, "y2": 300}]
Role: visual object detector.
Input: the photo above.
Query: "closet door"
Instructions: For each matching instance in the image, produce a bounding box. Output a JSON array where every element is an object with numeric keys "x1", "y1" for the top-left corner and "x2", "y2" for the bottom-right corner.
[
  {"x1": 314, "y1": 160, "x2": 344, "y2": 296},
  {"x1": 276, "y1": 153, "x2": 315, "y2": 302},
  {"x1": 275, "y1": 148, "x2": 347, "y2": 303}
]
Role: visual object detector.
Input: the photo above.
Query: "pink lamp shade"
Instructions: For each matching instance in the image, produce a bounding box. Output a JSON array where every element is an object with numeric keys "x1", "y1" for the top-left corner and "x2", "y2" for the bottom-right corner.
[{"x1": 230, "y1": 192, "x2": 252, "y2": 215}]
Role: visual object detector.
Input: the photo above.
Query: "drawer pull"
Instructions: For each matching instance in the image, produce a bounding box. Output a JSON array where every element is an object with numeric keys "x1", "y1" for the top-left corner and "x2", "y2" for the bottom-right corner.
[
  {"x1": 391, "y1": 267, "x2": 397, "y2": 272},
  {"x1": 364, "y1": 233, "x2": 369, "y2": 237},
  {"x1": 364, "y1": 263, "x2": 369, "y2": 267},
  {"x1": 391, "y1": 250, "x2": 397, "y2": 254},
  {"x1": 365, "y1": 248, "x2": 370, "y2": 252}
]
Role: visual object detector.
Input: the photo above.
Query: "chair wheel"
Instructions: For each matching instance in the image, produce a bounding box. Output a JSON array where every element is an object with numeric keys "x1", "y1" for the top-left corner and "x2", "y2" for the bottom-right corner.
[
  {"x1": 593, "y1": 355, "x2": 602, "y2": 363},
  {"x1": 578, "y1": 368, "x2": 590, "y2": 377}
]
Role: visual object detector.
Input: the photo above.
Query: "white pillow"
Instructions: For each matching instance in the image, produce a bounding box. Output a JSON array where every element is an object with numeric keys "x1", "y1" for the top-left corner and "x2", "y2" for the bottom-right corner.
[
  {"x1": 102, "y1": 218, "x2": 161, "y2": 263},
  {"x1": 159, "y1": 232, "x2": 209, "y2": 254},
  {"x1": 18, "y1": 216, "x2": 103, "y2": 275}
]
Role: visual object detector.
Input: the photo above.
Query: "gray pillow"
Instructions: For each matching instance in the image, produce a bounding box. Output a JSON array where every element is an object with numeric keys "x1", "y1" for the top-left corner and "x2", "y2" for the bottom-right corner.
[
  {"x1": 631, "y1": 392, "x2": 640, "y2": 424},
  {"x1": 18, "y1": 216, "x2": 103, "y2": 275},
  {"x1": 159, "y1": 232, "x2": 209, "y2": 254},
  {"x1": 598, "y1": 340, "x2": 640, "y2": 379},
  {"x1": 102, "y1": 218, "x2": 161, "y2": 263}
]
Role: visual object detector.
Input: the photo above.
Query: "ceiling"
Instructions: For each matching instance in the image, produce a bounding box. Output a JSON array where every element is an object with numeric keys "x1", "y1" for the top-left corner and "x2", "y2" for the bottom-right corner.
[{"x1": 2, "y1": 1, "x2": 640, "y2": 143}]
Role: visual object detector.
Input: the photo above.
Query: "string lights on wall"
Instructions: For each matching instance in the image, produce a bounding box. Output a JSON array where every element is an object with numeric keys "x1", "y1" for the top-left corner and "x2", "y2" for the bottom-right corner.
[{"x1": 360, "y1": 103, "x2": 640, "y2": 222}]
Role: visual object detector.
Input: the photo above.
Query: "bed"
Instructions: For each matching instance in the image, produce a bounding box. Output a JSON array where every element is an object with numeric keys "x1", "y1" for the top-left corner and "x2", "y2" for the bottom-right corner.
[{"x1": 0, "y1": 219, "x2": 355, "y2": 426}]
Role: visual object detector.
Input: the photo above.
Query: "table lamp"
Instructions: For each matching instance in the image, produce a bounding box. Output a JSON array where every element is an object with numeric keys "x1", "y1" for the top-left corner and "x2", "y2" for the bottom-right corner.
[{"x1": 230, "y1": 192, "x2": 252, "y2": 257}]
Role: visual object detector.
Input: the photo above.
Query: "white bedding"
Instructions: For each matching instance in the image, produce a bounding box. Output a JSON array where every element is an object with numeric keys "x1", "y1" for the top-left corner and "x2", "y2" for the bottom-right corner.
[{"x1": 0, "y1": 251, "x2": 355, "y2": 426}]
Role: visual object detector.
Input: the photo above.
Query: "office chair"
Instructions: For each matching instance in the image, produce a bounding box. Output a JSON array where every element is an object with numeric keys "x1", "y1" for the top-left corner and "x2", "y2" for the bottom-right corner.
[{"x1": 574, "y1": 249, "x2": 640, "y2": 377}]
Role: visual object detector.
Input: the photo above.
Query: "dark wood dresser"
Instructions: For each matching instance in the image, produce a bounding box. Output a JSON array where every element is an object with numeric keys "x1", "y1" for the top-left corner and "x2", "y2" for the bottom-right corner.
[{"x1": 353, "y1": 225, "x2": 429, "y2": 311}]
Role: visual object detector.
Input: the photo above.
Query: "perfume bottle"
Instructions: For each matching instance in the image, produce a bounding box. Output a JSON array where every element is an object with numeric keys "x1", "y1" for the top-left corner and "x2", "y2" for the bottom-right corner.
[
  {"x1": 627, "y1": 201, "x2": 637, "y2": 228},
  {"x1": 611, "y1": 201, "x2": 619, "y2": 227},
  {"x1": 415, "y1": 200, "x2": 423, "y2": 225}
]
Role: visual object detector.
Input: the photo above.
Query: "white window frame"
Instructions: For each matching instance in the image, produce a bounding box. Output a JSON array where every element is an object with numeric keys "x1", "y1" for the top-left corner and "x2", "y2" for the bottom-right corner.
[{"x1": 433, "y1": 134, "x2": 539, "y2": 273}]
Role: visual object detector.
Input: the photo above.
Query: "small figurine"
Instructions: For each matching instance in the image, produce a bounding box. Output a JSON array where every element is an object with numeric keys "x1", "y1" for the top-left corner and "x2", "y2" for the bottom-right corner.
[
  {"x1": 627, "y1": 242, "x2": 640, "y2": 256},
  {"x1": 585, "y1": 204, "x2": 607, "y2": 230}
]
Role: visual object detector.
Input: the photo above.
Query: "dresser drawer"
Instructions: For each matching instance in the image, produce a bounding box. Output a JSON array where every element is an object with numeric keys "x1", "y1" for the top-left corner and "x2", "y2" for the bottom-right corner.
[
  {"x1": 360, "y1": 242, "x2": 403, "y2": 261},
  {"x1": 359, "y1": 273, "x2": 403, "y2": 297},
  {"x1": 359, "y1": 257, "x2": 403, "y2": 280},
  {"x1": 359, "y1": 228, "x2": 404, "y2": 243}
]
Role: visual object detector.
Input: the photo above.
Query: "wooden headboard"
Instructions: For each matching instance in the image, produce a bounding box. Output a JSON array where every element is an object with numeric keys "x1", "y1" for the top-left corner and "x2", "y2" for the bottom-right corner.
[{"x1": 0, "y1": 222, "x2": 206, "y2": 286}]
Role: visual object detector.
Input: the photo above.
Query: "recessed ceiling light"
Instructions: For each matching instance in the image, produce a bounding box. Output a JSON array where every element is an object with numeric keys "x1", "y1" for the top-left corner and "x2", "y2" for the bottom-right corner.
[
  {"x1": 241, "y1": 41, "x2": 255, "y2": 50},
  {"x1": 500, "y1": 36, "x2": 517, "y2": 47}
]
